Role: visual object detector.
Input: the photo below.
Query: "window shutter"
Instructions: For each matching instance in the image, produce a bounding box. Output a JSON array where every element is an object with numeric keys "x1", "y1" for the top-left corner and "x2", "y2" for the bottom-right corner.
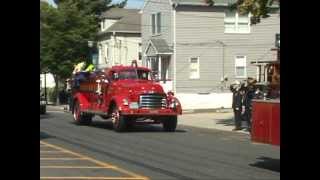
[
  {"x1": 157, "y1": 13, "x2": 161, "y2": 34},
  {"x1": 151, "y1": 14, "x2": 156, "y2": 34}
]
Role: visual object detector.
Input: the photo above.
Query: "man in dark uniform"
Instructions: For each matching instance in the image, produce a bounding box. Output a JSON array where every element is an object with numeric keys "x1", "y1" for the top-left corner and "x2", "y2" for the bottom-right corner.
[
  {"x1": 231, "y1": 81, "x2": 242, "y2": 131},
  {"x1": 241, "y1": 78, "x2": 257, "y2": 132}
]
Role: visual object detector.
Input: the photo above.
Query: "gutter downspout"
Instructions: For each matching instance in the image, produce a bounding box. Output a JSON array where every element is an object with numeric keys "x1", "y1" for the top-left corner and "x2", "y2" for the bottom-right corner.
[
  {"x1": 173, "y1": 4, "x2": 177, "y2": 93},
  {"x1": 113, "y1": 31, "x2": 116, "y2": 65},
  {"x1": 217, "y1": 40, "x2": 226, "y2": 91}
]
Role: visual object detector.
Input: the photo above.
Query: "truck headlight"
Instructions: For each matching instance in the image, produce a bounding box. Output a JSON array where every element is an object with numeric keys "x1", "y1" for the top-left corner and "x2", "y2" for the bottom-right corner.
[
  {"x1": 129, "y1": 102, "x2": 139, "y2": 109},
  {"x1": 122, "y1": 98, "x2": 129, "y2": 106}
]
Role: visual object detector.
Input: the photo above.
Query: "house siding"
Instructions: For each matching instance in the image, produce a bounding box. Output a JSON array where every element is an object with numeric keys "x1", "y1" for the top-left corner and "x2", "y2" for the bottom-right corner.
[
  {"x1": 141, "y1": 0, "x2": 174, "y2": 79},
  {"x1": 97, "y1": 34, "x2": 141, "y2": 69},
  {"x1": 175, "y1": 6, "x2": 279, "y2": 93}
]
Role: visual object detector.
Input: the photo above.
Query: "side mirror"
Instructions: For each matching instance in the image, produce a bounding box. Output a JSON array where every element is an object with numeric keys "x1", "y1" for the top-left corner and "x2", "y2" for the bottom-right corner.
[
  {"x1": 152, "y1": 72, "x2": 160, "y2": 82},
  {"x1": 167, "y1": 91, "x2": 174, "y2": 96},
  {"x1": 113, "y1": 73, "x2": 119, "y2": 80}
]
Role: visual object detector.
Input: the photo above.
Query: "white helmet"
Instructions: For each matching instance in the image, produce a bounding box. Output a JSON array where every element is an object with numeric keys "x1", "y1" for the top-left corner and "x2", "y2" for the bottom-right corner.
[{"x1": 233, "y1": 80, "x2": 240, "y2": 85}]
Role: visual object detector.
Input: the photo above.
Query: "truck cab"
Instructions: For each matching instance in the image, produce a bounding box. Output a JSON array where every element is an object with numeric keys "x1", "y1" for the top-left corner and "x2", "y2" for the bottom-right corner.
[{"x1": 70, "y1": 61, "x2": 182, "y2": 132}]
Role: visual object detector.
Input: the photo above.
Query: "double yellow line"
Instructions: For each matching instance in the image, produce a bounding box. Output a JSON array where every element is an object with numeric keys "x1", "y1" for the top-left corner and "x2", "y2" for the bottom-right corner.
[{"x1": 40, "y1": 141, "x2": 149, "y2": 180}]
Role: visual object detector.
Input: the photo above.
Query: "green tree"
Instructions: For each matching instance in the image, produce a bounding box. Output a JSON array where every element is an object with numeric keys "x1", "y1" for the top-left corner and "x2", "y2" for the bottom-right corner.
[{"x1": 40, "y1": 0, "x2": 127, "y2": 104}]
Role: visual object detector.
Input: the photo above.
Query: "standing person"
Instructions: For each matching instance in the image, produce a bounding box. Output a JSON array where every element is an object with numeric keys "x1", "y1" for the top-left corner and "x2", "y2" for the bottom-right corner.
[
  {"x1": 240, "y1": 78, "x2": 257, "y2": 132},
  {"x1": 241, "y1": 84, "x2": 251, "y2": 132},
  {"x1": 231, "y1": 81, "x2": 242, "y2": 131},
  {"x1": 245, "y1": 78, "x2": 257, "y2": 131},
  {"x1": 72, "y1": 61, "x2": 87, "y2": 88},
  {"x1": 65, "y1": 79, "x2": 72, "y2": 111}
]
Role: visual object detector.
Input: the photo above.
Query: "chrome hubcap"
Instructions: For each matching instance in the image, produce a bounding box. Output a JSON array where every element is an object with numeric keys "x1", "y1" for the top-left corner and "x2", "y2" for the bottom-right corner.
[{"x1": 73, "y1": 105, "x2": 79, "y2": 121}]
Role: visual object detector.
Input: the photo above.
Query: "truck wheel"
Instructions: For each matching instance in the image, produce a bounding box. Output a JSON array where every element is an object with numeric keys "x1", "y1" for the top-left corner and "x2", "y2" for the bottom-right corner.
[
  {"x1": 111, "y1": 106, "x2": 127, "y2": 132},
  {"x1": 162, "y1": 116, "x2": 177, "y2": 132},
  {"x1": 73, "y1": 101, "x2": 92, "y2": 125}
]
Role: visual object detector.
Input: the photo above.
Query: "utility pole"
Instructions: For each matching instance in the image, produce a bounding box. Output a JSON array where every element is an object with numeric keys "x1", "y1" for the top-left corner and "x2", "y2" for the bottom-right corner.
[
  {"x1": 44, "y1": 72, "x2": 47, "y2": 105},
  {"x1": 217, "y1": 40, "x2": 226, "y2": 90}
]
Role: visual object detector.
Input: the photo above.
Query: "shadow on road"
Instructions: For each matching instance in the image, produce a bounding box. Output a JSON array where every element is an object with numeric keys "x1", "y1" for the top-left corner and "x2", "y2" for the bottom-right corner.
[
  {"x1": 75, "y1": 120, "x2": 187, "y2": 133},
  {"x1": 40, "y1": 113, "x2": 51, "y2": 120},
  {"x1": 215, "y1": 118, "x2": 250, "y2": 129},
  {"x1": 215, "y1": 118, "x2": 235, "y2": 126},
  {"x1": 40, "y1": 131, "x2": 55, "y2": 140},
  {"x1": 250, "y1": 156, "x2": 280, "y2": 172}
]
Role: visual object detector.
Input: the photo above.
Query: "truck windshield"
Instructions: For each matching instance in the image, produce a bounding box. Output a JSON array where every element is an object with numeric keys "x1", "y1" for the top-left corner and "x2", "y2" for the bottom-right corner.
[{"x1": 118, "y1": 69, "x2": 152, "y2": 80}]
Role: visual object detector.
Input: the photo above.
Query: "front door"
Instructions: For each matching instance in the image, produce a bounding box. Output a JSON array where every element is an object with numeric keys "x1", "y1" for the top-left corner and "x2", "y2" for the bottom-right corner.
[{"x1": 147, "y1": 56, "x2": 173, "y2": 93}]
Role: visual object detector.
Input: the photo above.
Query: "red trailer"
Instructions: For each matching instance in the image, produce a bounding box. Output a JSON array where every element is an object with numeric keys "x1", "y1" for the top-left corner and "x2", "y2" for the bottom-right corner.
[
  {"x1": 250, "y1": 48, "x2": 280, "y2": 146},
  {"x1": 251, "y1": 99, "x2": 280, "y2": 146}
]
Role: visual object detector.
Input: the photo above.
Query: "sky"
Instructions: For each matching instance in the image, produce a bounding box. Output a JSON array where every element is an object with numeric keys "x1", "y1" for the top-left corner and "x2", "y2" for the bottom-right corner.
[
  {"x1": 47, "y1": 0, "x2": 144, "y2": 9},
  {"x1": 113, "y1": 0, "x2": 144, "y2": 9}
]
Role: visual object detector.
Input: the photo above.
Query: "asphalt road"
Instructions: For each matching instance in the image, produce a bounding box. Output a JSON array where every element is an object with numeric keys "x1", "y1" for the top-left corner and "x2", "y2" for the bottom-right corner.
[{"x1": 40, "y1": 108, "x2": 280, "y2": 180}]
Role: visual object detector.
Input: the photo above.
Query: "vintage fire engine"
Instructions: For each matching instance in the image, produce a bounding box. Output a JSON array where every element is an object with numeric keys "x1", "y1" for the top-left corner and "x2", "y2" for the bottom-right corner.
[{"x1": 69, "y1": 61, "x2": 182, "y2": 132}]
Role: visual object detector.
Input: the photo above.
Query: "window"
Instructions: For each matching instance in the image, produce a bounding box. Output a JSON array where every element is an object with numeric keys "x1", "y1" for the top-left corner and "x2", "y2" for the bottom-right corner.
[
  {"x1": 224, "y1": 11, "x2": 250, "y2": 33},
  {"x1": 157, "y1": 12, "x2": 161, "y2": 34},
  {"x1": 151, "y1": 14, "x2": 156, "y2": 35},
  {"x1": 151, "y1": 13, "x2": 161, "y2": 35},
  {"x1": 189, "y1": 57, "x2": 200, "y2": 79},
  {"x1": 235, "y1": 56, "x2": 247, "y2": 78},
  {"x1": 138, "y1": 43, "x2": 142, "y2": 60}
]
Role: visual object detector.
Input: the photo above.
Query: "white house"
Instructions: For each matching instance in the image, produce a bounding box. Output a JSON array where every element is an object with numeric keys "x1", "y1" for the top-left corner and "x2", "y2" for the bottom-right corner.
[{"x1": 97, "y1": 8, "x2": 142, "y2": 69}]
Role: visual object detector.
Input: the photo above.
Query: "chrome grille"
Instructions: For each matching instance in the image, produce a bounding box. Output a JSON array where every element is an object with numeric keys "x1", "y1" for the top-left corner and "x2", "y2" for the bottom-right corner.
[{"x1": 139, "y1": 94, "x2": 167, "y2": 109}]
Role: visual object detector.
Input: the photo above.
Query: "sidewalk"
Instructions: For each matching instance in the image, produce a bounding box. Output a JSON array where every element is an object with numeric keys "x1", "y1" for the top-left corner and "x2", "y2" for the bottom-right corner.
[
  {"x1": 46, "y1": 105, "x2": 249, "y2": 134},
  {"x1": 179, "y1": 111, "x2": 250, "y2": 134}
]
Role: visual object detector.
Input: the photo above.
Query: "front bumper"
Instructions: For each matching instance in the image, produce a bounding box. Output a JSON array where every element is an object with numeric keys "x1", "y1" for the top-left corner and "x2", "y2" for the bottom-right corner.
[{"x1": 120, "y1": 108, "x2": 179, "y2": 116}]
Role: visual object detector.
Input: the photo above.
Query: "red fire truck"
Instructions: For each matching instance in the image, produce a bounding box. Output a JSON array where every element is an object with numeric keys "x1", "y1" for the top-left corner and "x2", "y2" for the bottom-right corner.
[{"x1": 69, "y1": 61, "x2": 182, "y2": 132}]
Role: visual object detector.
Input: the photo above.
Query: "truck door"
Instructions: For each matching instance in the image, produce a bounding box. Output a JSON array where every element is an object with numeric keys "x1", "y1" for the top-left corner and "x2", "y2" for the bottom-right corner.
[{"x1": 92, "y1": 75, "x2": 109, "y2": 112}]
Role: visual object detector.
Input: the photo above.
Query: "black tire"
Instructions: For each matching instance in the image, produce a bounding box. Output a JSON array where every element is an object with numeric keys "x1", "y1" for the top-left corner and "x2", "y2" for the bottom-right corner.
[
  {"x1": 126, "y1": 117, "x2": 135, "y2": 130},
  {"x1": 73, "y1": 101, "x2": 92, "y2": 125},
  {"x1": 100, "y1": 115, "x2": 109, "y2": 119},
  {"x1": 162, "y1": 116, "x2": 177, "y2": 132},
  {"x1": 112, "y1": 106, "x2": 127, "y2": 132}
]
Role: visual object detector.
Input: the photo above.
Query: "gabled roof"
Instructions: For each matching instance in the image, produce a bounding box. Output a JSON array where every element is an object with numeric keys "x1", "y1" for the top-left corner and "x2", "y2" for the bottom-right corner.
[
  {"x1": 100, "y1": 8, "x2": 139, "y2": 19},
  {"x1": 145, "y1": 39, "x2": 173, "y2": 55},
  {"x1": 98, "y1": 8, "x2": 141, "y2": 35},
  {"x1": 105, "y1": 13, "x2": 141, "y2": 33}
]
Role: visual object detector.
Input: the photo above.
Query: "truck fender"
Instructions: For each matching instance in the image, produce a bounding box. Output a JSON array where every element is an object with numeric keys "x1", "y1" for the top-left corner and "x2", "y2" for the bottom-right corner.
[
  {"x1": 73, "y1": 92, "x2": 90, "y2": 112},
  {"x1": 110, "y1": 96, "x2": 128, "y2": 112},
  {"x1": 173, "y1": 97, "x2": 182, "y2": 115},
  {"x1": 167, "y1": 96, "x2": 182, "y2": 115}
]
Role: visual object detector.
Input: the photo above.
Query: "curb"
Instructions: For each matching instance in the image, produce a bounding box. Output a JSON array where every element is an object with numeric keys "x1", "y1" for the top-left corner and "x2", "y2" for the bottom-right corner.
[{"x1": 182, "y1": 108, "x2": 233, "y2": 114}]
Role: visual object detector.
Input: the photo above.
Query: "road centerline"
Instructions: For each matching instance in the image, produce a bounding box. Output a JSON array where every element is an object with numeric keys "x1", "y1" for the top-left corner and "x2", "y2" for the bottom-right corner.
[{"x1": 40, "y1": 141, "x2": 149, "y2": 180}]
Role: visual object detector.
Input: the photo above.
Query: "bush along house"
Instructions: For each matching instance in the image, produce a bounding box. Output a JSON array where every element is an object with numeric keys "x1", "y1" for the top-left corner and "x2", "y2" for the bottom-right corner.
[
  {"x1": 141, "y1": 0, "x2": 280, "y2": 110},
  {"x1": 97, "y1": 8, "x2": 142, "y2": 69}
]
